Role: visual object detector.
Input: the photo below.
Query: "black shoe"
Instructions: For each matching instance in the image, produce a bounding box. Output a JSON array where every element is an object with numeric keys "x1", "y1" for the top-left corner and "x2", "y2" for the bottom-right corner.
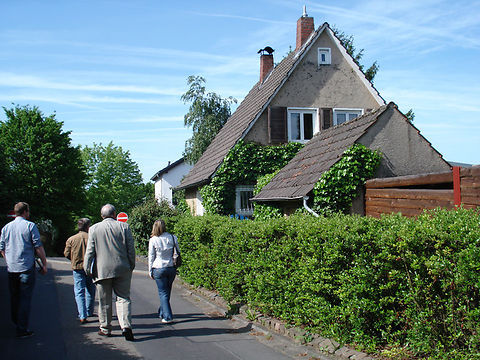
[
  {"x1": 16, "y1": 330, "x2": 34, "y2": 338},
  {"x1": 122, "y1": 328, "x2": 134, "y2": 341}
]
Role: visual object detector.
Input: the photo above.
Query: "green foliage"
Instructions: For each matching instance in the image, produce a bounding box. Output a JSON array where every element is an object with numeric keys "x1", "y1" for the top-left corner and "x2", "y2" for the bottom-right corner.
[
  {"x1": 128, "y1": 198, "x2": 179, "y2": 255},
  {"x1": 175, "y1": 208, "x2": 480, "y2": 359},
  {"x1": 181, "y1": 75, "x2": 237, "y2": 164},
  {"x1": 0, "y1": 104, "x2": 86, "y2": 253},
  {"x1": 81, "y1": 142, "x2": 150, "y2": 223},
  {"x1": 253, "y1": 170, "x2": 282, "y2": 220},
  {"x1": 405, "y1": 109, "x2": 415, "y2": 122},
  {"x1": 313, "y1": 144, "x2": 381, "y2": 214},
  {"x1": 332, "y1": 27, "x2": 379, "y2": 83},
  {"x1": 172, "y1": 188, "x2": 190, "y2": 215},
  {"x1": 200, "y1": 140, "x2": 303, "y2": 215}
]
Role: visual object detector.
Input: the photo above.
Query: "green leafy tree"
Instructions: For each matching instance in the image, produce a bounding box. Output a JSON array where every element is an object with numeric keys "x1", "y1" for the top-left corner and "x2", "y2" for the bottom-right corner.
[
  {"x1": 181, "y1": 76, "x2": 237, "y2": 164},
  {"x1": 81, "y1": 142, "x2": 151, "y2": 222},
  {"x1": 332, "y1": 27, "x2": 379, "y2": 83},
  {"x1": 0, "y1": 104, "x2": 86, "y2": 252}
]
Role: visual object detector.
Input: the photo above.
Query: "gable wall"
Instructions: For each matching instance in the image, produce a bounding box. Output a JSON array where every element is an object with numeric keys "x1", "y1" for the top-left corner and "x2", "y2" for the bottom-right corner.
[
  {"x1": 358, "y1": 106, "x2": 451, "y2": 177},
  {"x1": 245, "y1": 30, "x2": 381, "y2": 144}
]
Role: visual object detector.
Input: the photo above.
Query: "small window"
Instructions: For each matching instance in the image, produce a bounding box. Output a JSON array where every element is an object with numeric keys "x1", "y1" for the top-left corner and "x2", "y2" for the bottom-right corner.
[
  {"x1": 318, "y1": 48, "x2": 331, "y2": 65},
  {"x1": 235, "y1": 185, "x2": 254, "y2": 217},
  {"x1": 333, "y1": 109, "x2": 363, "y2": 126},
  {"x1": 287, "y1": 108, "x2": 318, "y2": 143}
]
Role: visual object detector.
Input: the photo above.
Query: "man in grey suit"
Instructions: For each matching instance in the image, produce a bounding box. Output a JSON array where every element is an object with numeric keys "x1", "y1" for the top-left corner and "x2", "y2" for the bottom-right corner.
[{"x1": 84, "y1": 204, "x2": 135, "y2": 341}]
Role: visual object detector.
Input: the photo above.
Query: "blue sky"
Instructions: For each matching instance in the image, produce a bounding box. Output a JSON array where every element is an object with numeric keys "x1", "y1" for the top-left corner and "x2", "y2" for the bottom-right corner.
[{"x1": 1, "y1": 0, "x2": 479, "y2": 182}]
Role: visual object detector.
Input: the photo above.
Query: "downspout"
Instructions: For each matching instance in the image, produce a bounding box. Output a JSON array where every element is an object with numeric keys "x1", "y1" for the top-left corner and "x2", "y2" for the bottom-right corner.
[{"x1": 303, "y1": 196, "x2": 319, "y2": 217}]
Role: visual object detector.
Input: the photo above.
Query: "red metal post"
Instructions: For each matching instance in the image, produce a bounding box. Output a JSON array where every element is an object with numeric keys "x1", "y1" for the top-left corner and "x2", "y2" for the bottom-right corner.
[{"x1": 453, "y1": 166, "x2": 461, "y2": 206}]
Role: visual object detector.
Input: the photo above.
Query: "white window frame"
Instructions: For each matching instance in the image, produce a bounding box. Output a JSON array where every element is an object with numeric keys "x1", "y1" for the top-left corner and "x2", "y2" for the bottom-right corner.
[
  {"x1": 332, "y1": 108, "x2": 364, "y2": 126},
  {"x1": 318, "y1": 47, "x2": 331, "y2": 65},
  {"x1": 235, "y1": 185, "x2": 254, "y2": 217},
  {"x1": 287, "y1": 108, "x2": 319, "y2": 143}
]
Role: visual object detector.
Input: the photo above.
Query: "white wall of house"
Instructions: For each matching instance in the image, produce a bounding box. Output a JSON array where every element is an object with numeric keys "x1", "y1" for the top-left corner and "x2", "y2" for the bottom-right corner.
[{"x1": 154, "y1": 161, "x2": 193, "y2": 205}]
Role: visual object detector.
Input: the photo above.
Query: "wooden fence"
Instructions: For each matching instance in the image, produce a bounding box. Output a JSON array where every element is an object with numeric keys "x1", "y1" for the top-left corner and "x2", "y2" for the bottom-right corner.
[{"x1": 365, "y1": 166, "x2": 480, "y2": 218}]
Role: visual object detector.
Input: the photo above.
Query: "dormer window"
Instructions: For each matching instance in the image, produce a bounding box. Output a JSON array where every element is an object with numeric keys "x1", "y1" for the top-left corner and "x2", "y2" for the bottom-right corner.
[
  {"x1": 318, "y1": 48, "x2": 331, "y2": 65},
  {"x1": 287, "y1": 108, "x2": 318, "y2": 143},
  {"x1": 333, "y1": 109, "x2": 363, "y2": 126}
]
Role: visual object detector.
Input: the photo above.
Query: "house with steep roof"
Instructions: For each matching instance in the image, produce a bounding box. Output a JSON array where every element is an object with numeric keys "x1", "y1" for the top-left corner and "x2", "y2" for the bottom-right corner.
[
  {"x1": 178, "y1": 10, "x2": 450, "y2": 216},
  {"x1": 151, "y1": 157, "x2": 193, "y2": 206}
]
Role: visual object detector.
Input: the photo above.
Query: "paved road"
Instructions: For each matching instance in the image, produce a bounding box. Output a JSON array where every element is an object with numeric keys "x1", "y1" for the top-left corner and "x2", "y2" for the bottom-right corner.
[{"x1": 0, "y1": 258, "x2": 328, "y2": 360}]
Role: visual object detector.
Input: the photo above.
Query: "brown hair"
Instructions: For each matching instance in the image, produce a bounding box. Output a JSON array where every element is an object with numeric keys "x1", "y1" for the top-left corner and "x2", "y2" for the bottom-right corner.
[
  {"x1": 14, "y1": 202, "x2": 29, "y2": 216},
  {"x1": 151, "y1": 219, "x2": 166, "y2": 237}
]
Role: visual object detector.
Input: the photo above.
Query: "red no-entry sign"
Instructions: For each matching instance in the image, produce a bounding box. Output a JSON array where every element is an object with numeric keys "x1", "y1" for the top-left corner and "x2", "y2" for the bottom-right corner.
[
  {"x1": 116, "y1": 212, "x2": 128, "y2": 222},
  {"x1": 7, "y1": 210, "x2": 16, "y2": 219}
]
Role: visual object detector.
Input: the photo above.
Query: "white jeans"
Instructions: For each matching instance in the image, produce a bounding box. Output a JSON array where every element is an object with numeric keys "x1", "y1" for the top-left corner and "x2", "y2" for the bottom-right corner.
[{"x1": 95, "y1": 271, "x2": 132, "y2": 333}]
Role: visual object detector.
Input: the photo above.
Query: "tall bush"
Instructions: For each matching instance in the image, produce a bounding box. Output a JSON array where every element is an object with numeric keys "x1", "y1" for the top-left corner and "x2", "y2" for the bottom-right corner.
[
  {"x1": 174, "y1": 209, "x2": 480, "y2": 359},
  {"x1": 129, "y1": 198, "x2": 179, "y2": 254}
]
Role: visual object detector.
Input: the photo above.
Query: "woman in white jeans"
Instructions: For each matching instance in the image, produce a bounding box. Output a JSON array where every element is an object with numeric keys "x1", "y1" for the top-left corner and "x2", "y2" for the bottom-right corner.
[{"x1": 148, "y1": 219, "x2": 179, "y2": 323}]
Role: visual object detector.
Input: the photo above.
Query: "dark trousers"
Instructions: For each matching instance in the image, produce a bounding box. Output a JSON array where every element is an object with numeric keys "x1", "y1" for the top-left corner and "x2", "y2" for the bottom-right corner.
[{"x1": 8, "y1": 267, "x2": 36, "y2": 333}]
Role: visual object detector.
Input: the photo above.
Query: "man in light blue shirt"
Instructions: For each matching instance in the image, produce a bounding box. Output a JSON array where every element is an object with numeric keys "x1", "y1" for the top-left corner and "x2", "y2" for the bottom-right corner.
[{"x1": 0, "y1": 202, "x2": 48, "y2": 338}]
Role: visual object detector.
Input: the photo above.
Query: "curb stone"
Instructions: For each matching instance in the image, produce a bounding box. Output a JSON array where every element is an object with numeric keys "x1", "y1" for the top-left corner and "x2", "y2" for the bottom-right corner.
[{"x1": 173, "y1": 276, "x2": 377, "y2": 360}]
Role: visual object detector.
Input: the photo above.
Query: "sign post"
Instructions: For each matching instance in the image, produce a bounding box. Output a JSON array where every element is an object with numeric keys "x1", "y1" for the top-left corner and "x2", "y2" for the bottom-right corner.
[{"x1": 116, "y1": 212, "x2": 128, "y2": 223}]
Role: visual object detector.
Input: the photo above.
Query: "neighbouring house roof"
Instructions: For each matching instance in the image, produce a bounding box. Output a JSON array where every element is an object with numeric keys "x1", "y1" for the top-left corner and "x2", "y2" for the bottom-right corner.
[
  {"x1": 151, "y1": 157, "x2": 186, "y2": 181},
  {"x1": 177, "y1": 22, "x2": 385, "y2": 190},
  {"x1": 252, "y1": 104, "x2": 391, "y2": 202}
]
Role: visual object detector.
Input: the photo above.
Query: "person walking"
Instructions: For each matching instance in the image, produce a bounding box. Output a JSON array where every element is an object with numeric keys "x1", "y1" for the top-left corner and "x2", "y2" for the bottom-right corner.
[
  {"x1": 83, "y1": 204, "x2": 135, "y2": 341},
  {"x1": 0, "y1": 202, "x2": 48, "y2": 338},
  {"x1": 64, "y1": 218, "x2": 95, "y2": 324},
  {"x1": 148, "y1": 219, "x2": 180, "y2": 324}
]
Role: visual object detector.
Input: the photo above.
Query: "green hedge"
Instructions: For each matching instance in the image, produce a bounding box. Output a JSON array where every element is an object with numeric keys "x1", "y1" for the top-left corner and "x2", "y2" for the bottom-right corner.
[{"x1": 174, "y1": 209, "x2": 480, "y2": 359}]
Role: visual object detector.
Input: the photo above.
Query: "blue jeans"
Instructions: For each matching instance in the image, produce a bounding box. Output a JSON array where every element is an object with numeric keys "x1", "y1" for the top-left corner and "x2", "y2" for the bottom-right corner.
[
  {"x1": 8, "y1": 267, "x2": 35, "y2": 333},
  {"x1": 73, "y1": 269, "x2": 96, "y2": 320},
  {"x1": 152, "y1": 267, "x2": 176, "y2": 321}
]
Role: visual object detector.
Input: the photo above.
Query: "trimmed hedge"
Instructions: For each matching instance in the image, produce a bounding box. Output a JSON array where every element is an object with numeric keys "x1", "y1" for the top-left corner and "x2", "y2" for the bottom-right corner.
[{"x1": 174, "y1": 209, "x2": 480, "y2": 359}]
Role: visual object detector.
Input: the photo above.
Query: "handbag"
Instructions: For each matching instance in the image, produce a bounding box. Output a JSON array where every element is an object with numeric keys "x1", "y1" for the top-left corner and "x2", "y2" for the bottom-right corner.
[{"x1": 171, "y1": 234, "x2": 182, "y2": 268}]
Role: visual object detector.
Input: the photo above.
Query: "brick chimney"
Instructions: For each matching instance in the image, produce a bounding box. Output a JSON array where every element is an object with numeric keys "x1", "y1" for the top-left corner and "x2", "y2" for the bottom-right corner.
[
  {"x1": 296, "y1": 6, "x2": 314, "y2": 51},
  {"x1": 260, "y1": 53, "x2": 274, "y2": 83}
]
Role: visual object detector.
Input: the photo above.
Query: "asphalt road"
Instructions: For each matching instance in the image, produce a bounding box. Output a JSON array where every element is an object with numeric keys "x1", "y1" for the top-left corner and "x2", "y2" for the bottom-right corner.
[{"x1": 0, "y1": 257, "x2": 327, "y2": 360}]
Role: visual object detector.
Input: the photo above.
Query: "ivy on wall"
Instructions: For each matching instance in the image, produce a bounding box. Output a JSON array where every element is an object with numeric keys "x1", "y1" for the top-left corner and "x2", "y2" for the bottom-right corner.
[
  {"x1": 313, "y1": 144, "x2": 381, "y2": 214},
  {"x1": 200, "y1": 140, "x2": 303, "y2": 215},
  {"x1": 253, "y1": 170, "x2": 283, "y2": 220}
]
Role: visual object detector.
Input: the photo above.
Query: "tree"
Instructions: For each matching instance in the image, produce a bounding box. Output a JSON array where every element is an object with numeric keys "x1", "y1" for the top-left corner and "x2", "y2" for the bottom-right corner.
[
  {"x1": 181, "y1": 76, "x2": 236, "y2": 164},
  {"x1": 332, "y1": 27, "x2": 379, "y2": 83},
  {"x1": 81, "y1": 142, "x2": 151, "y2": 223},
  {"x1": 0, "y1": 104, "x2": 86, "y2": 251}
]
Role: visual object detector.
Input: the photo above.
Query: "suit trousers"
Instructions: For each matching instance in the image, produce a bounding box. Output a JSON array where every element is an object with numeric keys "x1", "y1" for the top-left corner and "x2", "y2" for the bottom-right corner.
[{"x1": 95, "y1": 271, "x2": 132, "y2": 333}]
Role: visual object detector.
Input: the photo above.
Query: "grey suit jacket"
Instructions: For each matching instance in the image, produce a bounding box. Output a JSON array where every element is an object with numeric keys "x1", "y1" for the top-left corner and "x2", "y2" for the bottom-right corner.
[{"x1": 84, "y1": 218, "x2": 135, "y2": 282}]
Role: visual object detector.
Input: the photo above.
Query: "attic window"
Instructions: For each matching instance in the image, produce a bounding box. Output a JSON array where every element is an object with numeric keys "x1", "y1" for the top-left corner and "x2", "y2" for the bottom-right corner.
[
  {"x1": 333, "y1": 109, "x2": 363, "y2": 126},
  {"x1": 318, "y1": 48, "x2": 331, "y2": 65}
]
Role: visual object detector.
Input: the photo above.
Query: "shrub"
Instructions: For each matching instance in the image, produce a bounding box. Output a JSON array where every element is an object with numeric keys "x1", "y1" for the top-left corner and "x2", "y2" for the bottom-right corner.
[
  {"x1": 174, "y1": 208, "x2": 480, "y2": 359},
  {"x1": 129, "y1": 198, "x2": 179, "y2": 255}
]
